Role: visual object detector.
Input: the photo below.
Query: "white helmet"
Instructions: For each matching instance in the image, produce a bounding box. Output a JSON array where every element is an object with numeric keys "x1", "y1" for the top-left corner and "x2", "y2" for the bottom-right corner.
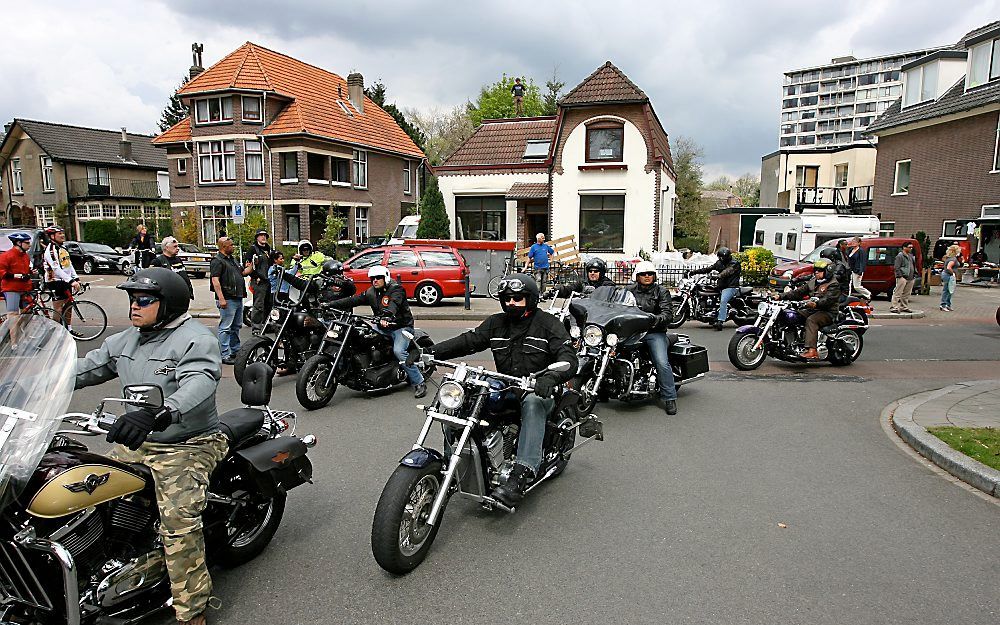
[
  {"x1": 632, "y1": 260, "x2": 658, "y2": 281},
  {"x1": 368, "y1": 265, "x2": 390, "y2": 281},
  {"x1": 297, "y1": 240, "x2": 313, "y2": 255}
]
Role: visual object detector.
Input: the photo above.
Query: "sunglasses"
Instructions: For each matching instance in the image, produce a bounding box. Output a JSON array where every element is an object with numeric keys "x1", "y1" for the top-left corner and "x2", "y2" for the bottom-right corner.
[
  {"x1": 505, "y1": 295, "x2": 526, "y2": 304},
  {"x1": 129, "y1": 294, "x2": 160, "y2": 308},
  {"x1": 637, "y1": 272, "x2": 656, "y2": 278},
  {"x1": 588, "y1": 269, "x2": 601, "y2": 273},
  {"x1": 371, "y1": 276, "x2": 386, "y2": 283}
]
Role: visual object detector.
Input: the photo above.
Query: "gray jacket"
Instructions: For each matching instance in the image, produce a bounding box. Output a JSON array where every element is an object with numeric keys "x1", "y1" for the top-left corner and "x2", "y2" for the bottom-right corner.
[
  {"x1": 894, "y1": 250, "x2": 916, "y2": 279},
  {"x1": 75, "y1": 315, "x2": 222, "y2": 443}
]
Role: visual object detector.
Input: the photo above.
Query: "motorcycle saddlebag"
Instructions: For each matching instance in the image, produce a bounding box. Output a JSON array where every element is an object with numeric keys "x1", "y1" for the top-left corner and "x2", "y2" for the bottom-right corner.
[
  {"x1": 236, "y1": 436, "x2": 314, "y2": 496},
  {"x1": 670, "y1": 342, "x2": 709, "y2": 379}
]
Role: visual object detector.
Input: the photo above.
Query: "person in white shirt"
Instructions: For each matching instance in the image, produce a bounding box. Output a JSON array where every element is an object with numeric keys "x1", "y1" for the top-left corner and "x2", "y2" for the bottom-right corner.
[{"x1": 42, "y1": 226, "x2": 81, "y2": 334}]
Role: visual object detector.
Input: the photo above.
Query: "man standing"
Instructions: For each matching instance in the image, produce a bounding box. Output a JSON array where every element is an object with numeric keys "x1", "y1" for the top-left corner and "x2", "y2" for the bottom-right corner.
[
  {"x1": 210, "y1": 237, "x2": 249, "y2": 364},
  {"x1": 131, "y1": 224, "x2": 155, "y2": 269},
  {"x1": 890, "y1": 241, "x2": 916, "y2": 314},
  {"x1": 247, "y1": 230, "x2": 273, "y2": 332},
  {"x1": 525, "y1": 233, "x2": 555, "y2": 290},
  {"x1": 150, "y1": 236, "x2": 194, "y2": 299},
  {"x1": 511, "y1": 77, "x2": 525, "y2": 117},
  {"x1": 846, "y1": 237, "x2": 871, "y2": 301}
]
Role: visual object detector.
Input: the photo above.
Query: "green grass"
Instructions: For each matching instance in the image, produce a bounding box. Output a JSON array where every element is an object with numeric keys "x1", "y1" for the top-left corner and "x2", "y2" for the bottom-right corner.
[{"x1": 927, "y1": 427, "x2": 1000, "y2": 471}]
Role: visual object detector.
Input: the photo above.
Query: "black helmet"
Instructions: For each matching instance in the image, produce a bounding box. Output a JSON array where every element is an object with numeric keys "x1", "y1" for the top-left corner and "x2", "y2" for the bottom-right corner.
[
  {"x1": 117, "y1": 268, "x2": 191, "y2": 330},
  {"x1": 321, "y1": 259, "x2": 344, "y2": 277},
  {"x1": 254, "y1": 229, "x2": 269, "y2": 238},
  {"x1": 819, "y1": 247, "x2": 841, "y2": 261},
  {"x1": 584, "y1": 257, "x2": 608, "y2": 282},
  {"x1": 497, "y1": 273, "x2": 539, "y2": 318},
  {"x1": 717, "y1": 247, "x2": 733, "y2": 263}
]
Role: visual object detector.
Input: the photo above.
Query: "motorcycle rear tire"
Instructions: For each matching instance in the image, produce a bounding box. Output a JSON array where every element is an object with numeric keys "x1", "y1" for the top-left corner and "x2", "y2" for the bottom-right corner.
[
  {"x1": 728, "y1": 332, "x2": 766, "y2": 371},
  {"x1": 215, "y1": 490, "x2": 286, "y2": 568},
  {"x1": 828, "y1": 330, "x2": 863, "y2": 366},
  {"x1": 372, "y1": 462, "x2": 446, "y2": 575},
  {"x1": 667, "y1": 301, "x2": 688, "y2": 329},
  {"x1": 296, "y1": 355, "x2": 339, "y2": 410},
  {"x1": 233, "y1": 336, "x2": 275, "y2": 387}
]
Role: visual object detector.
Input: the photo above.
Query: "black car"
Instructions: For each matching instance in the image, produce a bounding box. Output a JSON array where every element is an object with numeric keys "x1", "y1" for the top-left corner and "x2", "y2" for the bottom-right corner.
[{"x1": 64, "y1": 241, "x2": 130, "y2": 274}]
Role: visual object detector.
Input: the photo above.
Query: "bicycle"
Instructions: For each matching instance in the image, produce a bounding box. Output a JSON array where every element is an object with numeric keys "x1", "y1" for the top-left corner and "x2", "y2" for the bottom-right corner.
[
  {"x1": 487, "y1": 255, "x2": 515, "y2": 300},
  {"x1": 22, "y1": 281, "x2": 107, "y2": 341}
]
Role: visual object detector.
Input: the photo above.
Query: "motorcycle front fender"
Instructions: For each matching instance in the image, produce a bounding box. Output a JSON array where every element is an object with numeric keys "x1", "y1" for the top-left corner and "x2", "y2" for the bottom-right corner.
[
  {"x1": 400, "y1": 446, "x2": 445, "y2": 469},
  {"x1": 734, "y1": 325, "x2": 761, "y2": 335}
]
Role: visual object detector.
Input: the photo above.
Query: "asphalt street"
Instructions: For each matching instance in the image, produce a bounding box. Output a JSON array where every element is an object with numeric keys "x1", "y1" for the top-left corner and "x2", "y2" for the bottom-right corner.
[{"x1": 63, "y1": 274, "x2": 1000, "y2": 625}]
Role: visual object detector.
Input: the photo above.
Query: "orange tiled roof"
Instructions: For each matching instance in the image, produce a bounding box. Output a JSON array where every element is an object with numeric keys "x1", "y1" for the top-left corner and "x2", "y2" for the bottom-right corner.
[
  {"x1": 439, "y1": 117, "x2": 557, "y2": 167},
  {"x1": 560, "y1": 61, "x2": 648, "y2": 106},
  {"x1": 154, "y1": 42, "x2": 424, "y2": 159}
]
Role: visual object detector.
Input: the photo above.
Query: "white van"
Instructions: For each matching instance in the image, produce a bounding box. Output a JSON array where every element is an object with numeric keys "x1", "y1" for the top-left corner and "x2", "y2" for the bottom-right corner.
[
  {"x1": 388, "y1": 215, "x2": 420, "y2": 244},
  {"x1": 753, "y1": 212, "x2": 880, "y2": 261}
]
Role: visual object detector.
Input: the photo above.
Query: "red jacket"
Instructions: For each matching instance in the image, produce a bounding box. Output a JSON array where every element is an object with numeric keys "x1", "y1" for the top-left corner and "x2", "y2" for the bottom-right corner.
[{"x1": 0, "y1": 247, "x2": 32, "y2": 293}]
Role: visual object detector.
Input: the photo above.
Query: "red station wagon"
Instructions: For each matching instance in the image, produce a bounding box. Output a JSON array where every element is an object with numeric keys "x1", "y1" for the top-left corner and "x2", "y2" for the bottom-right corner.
[{"x1": 343, "y1": 244, "x2": 470, "y2": 306}]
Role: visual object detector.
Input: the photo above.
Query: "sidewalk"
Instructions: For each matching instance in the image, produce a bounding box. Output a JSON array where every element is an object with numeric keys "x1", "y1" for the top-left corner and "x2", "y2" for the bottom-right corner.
[{"x1": 890, "y1": 380, "x2": 1000, "y2": 498}]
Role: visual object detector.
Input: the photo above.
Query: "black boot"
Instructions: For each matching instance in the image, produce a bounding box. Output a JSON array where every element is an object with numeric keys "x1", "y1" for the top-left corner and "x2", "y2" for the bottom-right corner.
[
  {"x1": 664, "y1": 399, "x2": 678, "y2": 415},
  {"x1": 712, "y1": 320, "x2": 724, "y2": 331},
  {"x1": 414, "y1": 383, "x2": 427, "y2": 399},
  {"x1": 493, "y1": 464, "x2": 535, "y2": 507}
]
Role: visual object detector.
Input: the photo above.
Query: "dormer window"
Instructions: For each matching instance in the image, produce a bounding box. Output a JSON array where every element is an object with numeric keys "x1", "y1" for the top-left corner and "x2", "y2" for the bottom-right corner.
[
  {"x1": 195, "y1": 96, "x2": 233, "y2": 124},
  {"x1": 586, "y1": 121, "x2": 624, "y2": 162},
  {"x1": 903, "y1": 62, "x2": 939, "y2": 107},
  {"x1": 523, "y1": 140, "x2": 550, "y2": 159},
  {"x1": 967, "y1": 36, "x2": 1000, "y2": 89},
  {"x1": 242, "y1": 96, "x2": 262, "y2": 122}
]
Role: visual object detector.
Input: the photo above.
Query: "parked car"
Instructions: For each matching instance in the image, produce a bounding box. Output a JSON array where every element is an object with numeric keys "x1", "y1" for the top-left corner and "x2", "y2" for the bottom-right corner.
[
  {"x1": 769, "y1": 236, "x2": 923, "y2": 298},
  {"x1": 350, "y1": 235, "x2": 389, "y2": 256},
  {"x1": 150, "y1": 242, "x2": 213, "y2": 278},
  {"x1": 64, "y1": 241, "x2": 130, "y2": 274},
  {"x1": 342, "y1": 244, "x2": 470, "y2": 306}
]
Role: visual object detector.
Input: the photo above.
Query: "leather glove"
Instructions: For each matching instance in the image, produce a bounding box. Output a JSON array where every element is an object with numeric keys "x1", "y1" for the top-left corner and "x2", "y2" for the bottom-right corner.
[
  {"x1": 534, "y1": 374, "x2": 558, "y2": 399},
  {"x1": 106, "y1": 406, "x2": 173, "y2": 451}
]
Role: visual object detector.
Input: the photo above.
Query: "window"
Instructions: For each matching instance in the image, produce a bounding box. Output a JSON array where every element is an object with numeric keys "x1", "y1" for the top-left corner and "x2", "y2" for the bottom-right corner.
[
  {"x1": 866, "y1": 246, "x2": 902, "y2": 266},
  {"x1": 993, "y1": 39, "x2": 1000, "y2": 80},
  {"x1": 39, "y1": 156, "x2": 54, "y2": 191},
  {"x1": 353, "y1": 150, "x2": 367, "y2": 188},
  {"x1": 586, "y1": 122, "x2": 624, "y2": 161},
  {"x1": 388, "y1": 250, "x2": 419, "y2": 267},
  {"x1": 903, "y1": 62, "x2": 939, "y2": 107},
  {"x1": 835, "y1": 163, "x2": 849, "y2": 188},
  {"x1": 579, "y1": 194, "x2": 625, "y2": 252},
  {"x1": 244, "y1": 140, "x2": 263, "y2": 182},
  {"x1": 241, "y1": 96, "x2": 262, "y2": 122},
  {"x1": 285, "y1": 212, "x2": 300, "y2": 240},
  {"x1": 879, "y1": 221, "x2": 896, "y2": 237},
  {"x1": 197, "y1": 141, "x2": 236, "y2": 183},
  {"x1": 349, "y1": 251, "x2": 384, "y2": 270},
  {"x1": 523, "y1": 140, "x2": 550, "y2": 159},
  {"x1": 774, "y1": 232, "x2": 783, "y2": 246},
  {"x1": 968, "y1": 40, "x2": 992, "y2": 89},
  {"x1": 280, "y1": 152, "x2": 298, "y2": 181},
  {"x1": 307, "y1": 153, "x2": 327, "y2": 182},
  {"x1": 177, "y1": 158, "x2": 187, "y2": 175},
  {"x1": 994, "y1": 114, "x2": 1000, "y2": 171},
  {"x1": 786, "y1": 233, "x2": 797, "y2": 251},
  {"x1": 355, "y1": 206, "x2": 369, "y2": 241},
  {"x1": 754, "y1": 230, "x2": 764, "y2": 245},
  {"x1": 34, "y1": 205, "x2": 54, "y2": 227},
  {"x1": 455, "y1": 196, "x2": 505, "y2": 240},
  {"x1": 420, "y1": 251, "x2": 459, "y2": 267},
  {"x1": 87, "y1": 166, "x2": 110, "y2": 187},
  {"x1": 332, "y1": 157, "x2": 350, "y2": 184},
  {"x1": 893, "y1": 160, "x2": 911, "y2": 194},
  {"x1": 200, "y1": 205, "x2": 232, "y2": 243},
  {"x1": 10, "y1": 158, "x2": 23, "y2": 194},
  {"x1": 403, "y1": 160, "x2": 411, "y2": 194},
  {"x1": 194, "y1": 96, "x2": 233, "y2": 124}
]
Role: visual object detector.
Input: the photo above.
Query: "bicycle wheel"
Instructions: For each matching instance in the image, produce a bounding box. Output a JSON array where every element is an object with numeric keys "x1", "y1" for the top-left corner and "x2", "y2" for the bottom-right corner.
[
  {"x1": 488, "y1": 275, "x2": 503, "y2": 300},
  {"x1": 61, "y1": 300, "x2": 107, "y2": 341}
]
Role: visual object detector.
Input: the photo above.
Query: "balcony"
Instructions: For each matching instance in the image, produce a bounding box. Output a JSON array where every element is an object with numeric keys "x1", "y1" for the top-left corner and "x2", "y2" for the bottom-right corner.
[
  {"x1": 68, "y1": 177, "x2": 161, "y2": 200},
  {"x1": 795, "y1": 185, "x2": 874, "y2": 214}
]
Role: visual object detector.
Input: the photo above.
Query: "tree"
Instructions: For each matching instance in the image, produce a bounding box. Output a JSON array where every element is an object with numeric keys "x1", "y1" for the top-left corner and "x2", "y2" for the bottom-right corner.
[
  {"x1": 365, "y1": 80, "x2": 427, "y2": 152},
  {"x1": 229, "y1": 207, "x2": 269, "y2": 255},
  {"x1": 158, "y1": 76, "x2": 189, "y2": 132},
  {"x1": 467, "y1": 74, "x2": 545, "y2": 126},
  {"x1": 415, "y1": 176, "x2": 449, "y2": 239},
  {"x1": 542, "y1": 68, "x2": 565, "y2": 116},
  {"x1": 406, "y1": 105, "x2": 475, "y2": 166},
  {"x1": 673, "y1": 137, "x2": 711, "y2": 250},
  {"x1": 174, "y1": 209, "x2": 199, "y2": 244},
  {"x1": 732, "y1": 174, "x2": 760, "y2": 207},
  {"x1": 317, "y1": 208, "x2": 345, "y2": 258}
]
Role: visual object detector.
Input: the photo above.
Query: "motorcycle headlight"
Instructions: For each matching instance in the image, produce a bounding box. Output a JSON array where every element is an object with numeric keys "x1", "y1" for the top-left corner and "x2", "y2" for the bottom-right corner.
[
  {"x1": 583, "y1": 325, "x2": 604, "y2": 347},
  {"x1": 758, "y1": 302, "x2": 770, "y2": 315},
  {"x1": 269, "y1": 309, "x2": 281, "y2": 321},
  {"x1": 606, "y1": 333, "x2": 619, "y2": 347},
  {"x1": 782, "y1": 270, "x2": 794, "y2": 278},
  {"x1": 436, "y1": 381, "x2": 465, "y2": 410},
  {"x1": 570, "y1": 326, "x2": 581, "y2": 339}
]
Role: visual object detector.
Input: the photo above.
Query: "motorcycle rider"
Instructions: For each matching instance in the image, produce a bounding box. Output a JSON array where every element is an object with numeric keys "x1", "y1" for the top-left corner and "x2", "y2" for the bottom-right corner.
[
  {"x1": 75, "y1": 268, "x2": 228, "y2": 625},
  {"x1": 689, "y1": 246, "x2": 741, "y2": 330},
  {"x1": 820, "y1": 246, "x2": 851, "y2": 291},
  {"x1": 419, "y1": 273, "x2": 578, "y2": 507},
  {"x1": 247, "y1": 229, "x2": 273, "y2": 332},
  {"x1": 282, "y1": 258, "x2": 357, "y2": 305},
  {"x1": 777, "y1": 258, "x2": 843, "y2": 360},
  {"x1": 293, "y1": 240, "x2": 327, "y2": 277},
  {"x1": 625, "y1": 261, "x2": 678, "y2": 415},
  {"x1": 327, "y1": 265, "x2": 426, "y2": 398},
  {"x1": 554, "y1": 257, "x2": 616, "y2": 297}
]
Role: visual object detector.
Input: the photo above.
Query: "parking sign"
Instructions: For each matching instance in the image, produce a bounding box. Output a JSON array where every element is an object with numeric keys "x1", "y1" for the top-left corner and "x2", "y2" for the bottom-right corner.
[{"x1": 232, "y1": 202, "x2": 245, "y2": 224}]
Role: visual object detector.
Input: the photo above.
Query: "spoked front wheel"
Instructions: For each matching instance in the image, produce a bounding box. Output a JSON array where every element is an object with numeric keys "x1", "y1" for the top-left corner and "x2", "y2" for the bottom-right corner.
[
  {"x1": 371, "y1": 462, "x2": 446, "y2": 575},
  {"x1": 296, "y1": 355, "x2": 339, "y2": 410},
  {"x1": 61, "y1": 300, "x2": 107, "y2": 341},
  {"x1": 728, "y1": 332, "x2": 767, "y2": 370},
  {"x1": 488, "y1": 275, "x2": 503, "y2": 300}
]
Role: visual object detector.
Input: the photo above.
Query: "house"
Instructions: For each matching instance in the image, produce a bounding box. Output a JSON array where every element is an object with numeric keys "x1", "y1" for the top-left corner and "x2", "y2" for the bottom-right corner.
[
  {"x1": 708, "y1": 206, "x2": 790, "y2": 252},
  {"x1": 153, "y1": 42, "x2": 426, "y2": 247},
  {"x1": 0, "y1": 119, "x2": 168, "y2": 236},
  {"x1": 866, "y1": 21, "x2": 1000, "y2": 261},
  {"x1": 435, "y1": 61, "x2": 676, "y2": 258},
  {"x1": 759, "y1": 145, "x2": 876, "y2": 214}
]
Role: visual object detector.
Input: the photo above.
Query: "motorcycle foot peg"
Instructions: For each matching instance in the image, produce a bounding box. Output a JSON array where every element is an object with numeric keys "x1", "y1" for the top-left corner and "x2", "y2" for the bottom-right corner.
[{"x1": 579, "y1": 415, "x2": 604, "y2": 441}]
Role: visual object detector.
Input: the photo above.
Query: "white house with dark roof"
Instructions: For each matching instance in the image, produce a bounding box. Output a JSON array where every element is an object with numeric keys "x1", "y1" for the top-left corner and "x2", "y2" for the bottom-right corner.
[{"x1": 435, "y1": 62, "x2": 676, "y2": 258}]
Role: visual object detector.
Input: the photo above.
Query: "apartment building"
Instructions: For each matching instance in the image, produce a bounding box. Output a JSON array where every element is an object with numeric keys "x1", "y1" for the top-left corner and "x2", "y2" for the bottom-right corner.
[{"x1": 154, "y1": 43, "x2": 426, "y2": 246}]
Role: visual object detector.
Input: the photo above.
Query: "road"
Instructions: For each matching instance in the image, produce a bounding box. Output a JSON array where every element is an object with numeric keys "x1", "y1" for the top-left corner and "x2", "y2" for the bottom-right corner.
[{"x1": 65, "y1": 274, "x2": 1000, "y2": 624}]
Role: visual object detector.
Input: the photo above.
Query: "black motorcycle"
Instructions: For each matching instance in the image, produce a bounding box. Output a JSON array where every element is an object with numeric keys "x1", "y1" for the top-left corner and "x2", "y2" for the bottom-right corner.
[
  {"x1": 727, "y1": 299, "x2": 866, "y2": 370},
  {"x1": 668, "y1": 273, "x2": 764, "y2": 328},
  {"x1": 0, "y1": 319, "x2": 314, "y2": 625},
  {"x1": 568, "y1": 286, "x2": 709, "y2": 413},
  {"x1": 295, "y1": 311, "x2": 435, "y2": 410},
  {"x1": 370, "y1": 356, "x2": 603, "y2": 574}
]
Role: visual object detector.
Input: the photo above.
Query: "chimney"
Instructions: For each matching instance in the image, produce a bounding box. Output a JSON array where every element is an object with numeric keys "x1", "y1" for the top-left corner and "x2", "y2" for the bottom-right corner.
[
  {"x1": 119, "y1": 128, "x2": 132, "y2": 161},
  {"x1": 189, "y1": 42, "x2": 205, "y2": 80},
  {"x1": 347, "y1": 72, "x2": 364, "y2": 114}
]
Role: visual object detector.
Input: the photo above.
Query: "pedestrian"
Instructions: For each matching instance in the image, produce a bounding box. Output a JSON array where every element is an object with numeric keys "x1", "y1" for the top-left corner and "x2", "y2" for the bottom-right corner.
[
  {"x1": 890, "y1": 241, "x2": 917, "y2": 313},
  {"x1": 939, "y1": 244, "x2": 962, "y2": 312},
  {"x1": 524, "y1": 232, "x2": 554, "y2": 290},
  {"x1": 209, "y1": 236, "x2": 249, "y2": 364},
  {"x1": 130, "y1": 224, "x2": 155, "y2": 269},
  {"x1": 150, "y1": 236, "x2": 194, "y2": 299},
  {"x1": 846, "y1": 236, "x2": 871, "y2": 301},
  {"x1": 511, "y1": 77, "x2": 525, "y2": 117},
  {"x1": 247, "y1": 229, "x2": 273, "y2": 332},
  {"x1": 268, "y1": 250, "x2": 291, "y2": 304}
]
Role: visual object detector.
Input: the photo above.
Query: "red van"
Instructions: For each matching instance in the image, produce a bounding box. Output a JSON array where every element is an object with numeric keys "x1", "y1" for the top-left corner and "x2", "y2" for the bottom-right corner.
[
  {"x1": 342, "y1": 244, "x2": 470, "y2": 306},
  {"x1": 769, "y1": 237, "x2": 923, "y2": 298}
]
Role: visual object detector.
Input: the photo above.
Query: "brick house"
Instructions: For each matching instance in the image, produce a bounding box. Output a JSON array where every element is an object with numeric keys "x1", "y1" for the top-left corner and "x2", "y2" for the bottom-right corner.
[
  {"x1": 435, "y1": 62, "x2": 676, "y2": 259},
  {"x1": 867, "y1": 21, "x2": 1000, "y2": 261},
  {"x1": 154, "y1": 43, "x2": 426, "y2": 247},
  {"x1": 0, "y1": 119, "x2": 168, "y2": 236}
]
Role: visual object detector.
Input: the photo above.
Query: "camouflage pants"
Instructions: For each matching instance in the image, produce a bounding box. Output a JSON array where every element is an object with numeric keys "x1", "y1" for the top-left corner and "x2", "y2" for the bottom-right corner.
[{"x1": 110, "y1": 432, "x2": 229, "y2": 621}]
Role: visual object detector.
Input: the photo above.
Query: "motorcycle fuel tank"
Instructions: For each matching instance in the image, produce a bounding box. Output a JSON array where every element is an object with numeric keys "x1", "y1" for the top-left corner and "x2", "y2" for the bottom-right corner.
[{"x1": 20, "y1": 449, "x2": 147, "y2": 519}]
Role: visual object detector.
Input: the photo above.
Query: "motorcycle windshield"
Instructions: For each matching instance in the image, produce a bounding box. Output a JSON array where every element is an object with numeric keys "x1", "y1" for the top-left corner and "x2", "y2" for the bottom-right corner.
[
  {"x1": 569, "y1": 287, "x2": 655, "y2": 338},
  {"x1": 0, "y1": 316, "x2": 78, "y2": 509}
]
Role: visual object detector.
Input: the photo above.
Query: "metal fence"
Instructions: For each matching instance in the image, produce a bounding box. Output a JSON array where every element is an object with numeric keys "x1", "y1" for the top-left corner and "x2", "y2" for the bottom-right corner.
[{"x1": 536, "y1": 261, "x2": 772, "y2": 289}]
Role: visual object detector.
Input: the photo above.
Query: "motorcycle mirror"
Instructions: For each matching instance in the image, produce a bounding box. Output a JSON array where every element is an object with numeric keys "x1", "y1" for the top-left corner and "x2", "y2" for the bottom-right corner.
[
  {"x1": 547, "y1": 361, "x2": 571, "y2": 373},
  {"x1": 122, "y1": 384, "x2": 164, "y2": 409}
]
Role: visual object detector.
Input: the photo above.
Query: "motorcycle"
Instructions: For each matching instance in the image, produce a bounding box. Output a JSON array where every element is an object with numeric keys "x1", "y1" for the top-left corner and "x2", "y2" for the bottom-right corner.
[
  {"x1": 295, "y1": 311, "x2": 435, "y2": 410},
  {"x1": 727, "y1": 299, "x2": 866, "y2": 370},
  {"x1": 0, "y1": 317, "x2": 315, "y2": 625},
  {"x1": 370, "y1": 355, "x2": 604, "y2": 575},
  {"x1": 668, "y1": 273, "x2": 764, "y2": 329},
  {"x1": 786, "y1": 274, "x2": 873, "y2": 332},
  {"x1": 568, "y1": 286, "x2": 710, "y2": 413}
]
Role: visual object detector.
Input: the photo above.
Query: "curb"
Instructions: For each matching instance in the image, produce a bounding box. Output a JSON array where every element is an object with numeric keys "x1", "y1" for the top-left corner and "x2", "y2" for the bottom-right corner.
[
  {"x1": 871, "y1": 310, "x2": 926, "y2": 319},
  {"x1": 890, "y1": 381, "x2": 1000, "y2": 498}
]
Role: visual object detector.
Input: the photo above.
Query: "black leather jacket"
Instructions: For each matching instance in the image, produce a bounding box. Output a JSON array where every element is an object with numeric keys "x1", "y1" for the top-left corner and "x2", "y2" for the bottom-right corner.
[
  {"x1": 329, "y1": 280, "x2": 413, "y2": 327},
  {"x1": 692, "y1": 258, "x2": 741, "y2": 290},
  {"x1": 557, "y1": 275, "x2": 615, "y2": 298},
  {"x1": 625, "y1": 282, "x2": 674, "y2": 331}
]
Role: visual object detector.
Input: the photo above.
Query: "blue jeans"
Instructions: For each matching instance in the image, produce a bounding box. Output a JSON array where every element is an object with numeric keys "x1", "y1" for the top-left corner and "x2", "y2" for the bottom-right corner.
[
  {"x1": 642, "y1": 332, "x2": 677, "y2": 401},
  {"x1": 217, "y1": 298, "x2": 243, "y2": 358},
  {"x1": 718, "y1": 287, "x2": 740, "y2": 322},
  {"x1": 389, "y1": 327, "x2": 424, "y2": 386},
  {"x1": 517, "y1": 394, "x2": 555, "y2": 473},
  {"x1": 940, "y1": 274, "x2": 954, "y2": 308}
]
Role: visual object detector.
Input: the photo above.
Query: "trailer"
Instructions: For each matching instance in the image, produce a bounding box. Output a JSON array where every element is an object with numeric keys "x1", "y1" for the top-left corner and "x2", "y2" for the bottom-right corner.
[{"x1": 753, "y1": 212, "x2": 880, "y2": 261}]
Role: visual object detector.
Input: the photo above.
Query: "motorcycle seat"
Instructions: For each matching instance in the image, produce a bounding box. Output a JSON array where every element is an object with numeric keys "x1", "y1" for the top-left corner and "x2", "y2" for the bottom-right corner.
[
  {"x1": 218, "y1": 408, "x2": 266, "y2": 446},
  {"x1": 666, "y1": 333, "x2": 680, "y2": 346},
  {"x1": 739, "y1": 286, "x2": 754, "y2": 295},
  {"x1": 125, "y1": 461, "x2": 152, "y2": 482},
  {"x1": 701, "y1": 285, "x2": 719, "y2": 294}
]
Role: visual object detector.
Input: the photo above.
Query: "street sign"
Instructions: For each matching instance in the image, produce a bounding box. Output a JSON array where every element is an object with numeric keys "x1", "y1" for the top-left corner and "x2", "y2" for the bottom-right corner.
[{"x1": 232, "y1": 202, "x2": 245, "y2": 224}]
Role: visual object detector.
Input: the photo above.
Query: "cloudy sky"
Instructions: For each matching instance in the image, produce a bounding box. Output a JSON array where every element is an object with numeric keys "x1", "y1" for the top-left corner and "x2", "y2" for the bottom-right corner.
[{"x1": 2, "y1": 1, "x2": 997, "y2": 179}]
